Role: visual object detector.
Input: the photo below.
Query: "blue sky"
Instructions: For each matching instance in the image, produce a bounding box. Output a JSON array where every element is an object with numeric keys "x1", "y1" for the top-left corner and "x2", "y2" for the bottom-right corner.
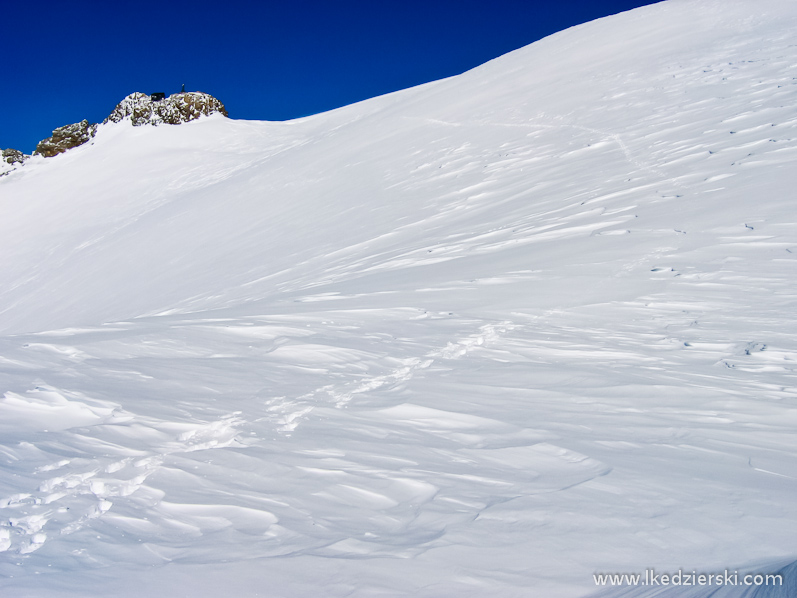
[{"x1": 2, "y1": 0, "x2": 662, "y2": 154}]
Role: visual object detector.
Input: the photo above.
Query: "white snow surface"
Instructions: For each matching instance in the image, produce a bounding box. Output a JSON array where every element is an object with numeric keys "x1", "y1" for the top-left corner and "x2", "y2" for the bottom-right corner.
[{"x1": 1, "y1": 1, "x2": 797, "y2": 596}]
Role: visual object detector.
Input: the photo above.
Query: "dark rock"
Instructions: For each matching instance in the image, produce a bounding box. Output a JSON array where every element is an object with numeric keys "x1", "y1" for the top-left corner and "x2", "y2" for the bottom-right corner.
[
  {"x1": 104, "y1": 91, "x2": 228, "y2": 127},
  {"x1": 27, "y1": 90, "x2": 228, "y2": 160},
  {"x1": 2, "y1": 148, "x2": 28, "y2": 164},
  {"x1": 35, "y1": 120, "x2": 98, "y2": 158}
]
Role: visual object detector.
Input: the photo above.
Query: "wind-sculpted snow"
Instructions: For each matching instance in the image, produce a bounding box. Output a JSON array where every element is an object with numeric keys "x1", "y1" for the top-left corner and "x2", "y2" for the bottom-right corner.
[{"x1": 1, "y1": 0, "x2": 797, "y2": 596}]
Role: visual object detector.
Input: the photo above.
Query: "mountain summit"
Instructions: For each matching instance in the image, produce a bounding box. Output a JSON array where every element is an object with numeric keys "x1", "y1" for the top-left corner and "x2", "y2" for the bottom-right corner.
[
  {"x1": 25, "y1": 91, "x2": 228, "y2": 159},
  {"x1": 103, "y1": 91, "x2": 229, "y2": 126}
]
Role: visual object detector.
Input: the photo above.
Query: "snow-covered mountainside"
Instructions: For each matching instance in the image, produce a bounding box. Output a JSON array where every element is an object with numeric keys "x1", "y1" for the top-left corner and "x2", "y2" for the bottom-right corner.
[{"x1": 1, "y1": 1, "x2": 796, "y2": 596}]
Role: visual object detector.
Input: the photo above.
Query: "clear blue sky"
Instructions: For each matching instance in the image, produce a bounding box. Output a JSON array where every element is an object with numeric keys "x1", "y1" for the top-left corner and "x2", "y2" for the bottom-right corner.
[{"x1": 2, "y1": 0, "x2": 662, "y2": 154}]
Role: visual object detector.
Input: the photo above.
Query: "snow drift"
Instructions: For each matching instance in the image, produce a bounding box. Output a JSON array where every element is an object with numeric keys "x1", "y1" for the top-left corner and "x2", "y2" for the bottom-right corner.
[{"x1": 1, "y1": 0, "x2": 796, "y2": 596}]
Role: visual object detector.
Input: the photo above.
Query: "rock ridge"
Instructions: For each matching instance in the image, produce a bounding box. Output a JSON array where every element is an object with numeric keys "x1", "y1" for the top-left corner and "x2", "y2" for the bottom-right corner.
[
  {"x1": 26, "y1": 90, "x2": 228, "y2": 160},
  {"x1": 104, "y1": 91, "x2": 228, "y2": 126},
  {"x1": 35, "y1": 120, "x2": 98, "y2": 158}
]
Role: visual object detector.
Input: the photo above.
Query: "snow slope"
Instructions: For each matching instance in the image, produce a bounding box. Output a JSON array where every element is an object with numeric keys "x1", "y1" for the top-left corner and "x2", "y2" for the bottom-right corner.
[{"x1": 1, "y1": 0, "x2": 796, "y2": 596}]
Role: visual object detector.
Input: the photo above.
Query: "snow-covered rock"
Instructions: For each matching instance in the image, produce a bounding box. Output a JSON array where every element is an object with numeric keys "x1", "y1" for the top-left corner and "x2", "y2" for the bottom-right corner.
[
  {"x1": 2, "y1": 148, "x2": 28, "y2": 164},
  {"x1": 104, "y1": 91, "x2": 228, "y2": 126},
  {"x1": 0, "y1": 149, "x2": 29, "y2": 178},
  {"x1": 29, "y1": 91, "x2": 228, "y2": 160},
  {"x1": 33, "y1": 120, "x2": 97, "y2": 157}
]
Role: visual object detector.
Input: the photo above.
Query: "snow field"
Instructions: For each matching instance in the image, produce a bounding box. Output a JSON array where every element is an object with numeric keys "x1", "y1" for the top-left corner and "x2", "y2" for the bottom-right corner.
[{"x1": 1, "y1": 0, "x2": 796, "y2": 596}]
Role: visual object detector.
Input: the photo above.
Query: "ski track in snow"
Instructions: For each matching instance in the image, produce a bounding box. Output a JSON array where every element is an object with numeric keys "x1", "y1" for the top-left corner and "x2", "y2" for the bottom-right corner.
[
  {"x1": 265, "y1": 320, "x2": 519, "y2": 432},
  {"x1": 0, "y1": 383, "x2": 246, "y2": 557},
  {"x1": 0, "y1": 314, "x2": 618, "y2": 576}
]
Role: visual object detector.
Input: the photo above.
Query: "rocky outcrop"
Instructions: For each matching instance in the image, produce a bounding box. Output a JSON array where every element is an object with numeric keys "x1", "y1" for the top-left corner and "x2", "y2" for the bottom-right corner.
[
  {"x1": 34, "y1": 120, "x2": 98, "y2": 158},
  {"x1": 2, "y1": 148, "x2": 28, "y2": 164},
  {"x1": 31, "y1": 91, "x2": 228, "y2": 159},
  {"x1": 0, "y1": 148, "x2": 29, "y2": 177},
  {"x1": 104, "y1": 91, "x2": 228, "y2": 126}
]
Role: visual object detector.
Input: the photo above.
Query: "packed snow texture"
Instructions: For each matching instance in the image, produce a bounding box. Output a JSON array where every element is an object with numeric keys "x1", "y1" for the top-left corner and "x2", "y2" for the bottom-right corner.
[{"x1": 1, "y1": 1, "x2": 796, "y2": 596}]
